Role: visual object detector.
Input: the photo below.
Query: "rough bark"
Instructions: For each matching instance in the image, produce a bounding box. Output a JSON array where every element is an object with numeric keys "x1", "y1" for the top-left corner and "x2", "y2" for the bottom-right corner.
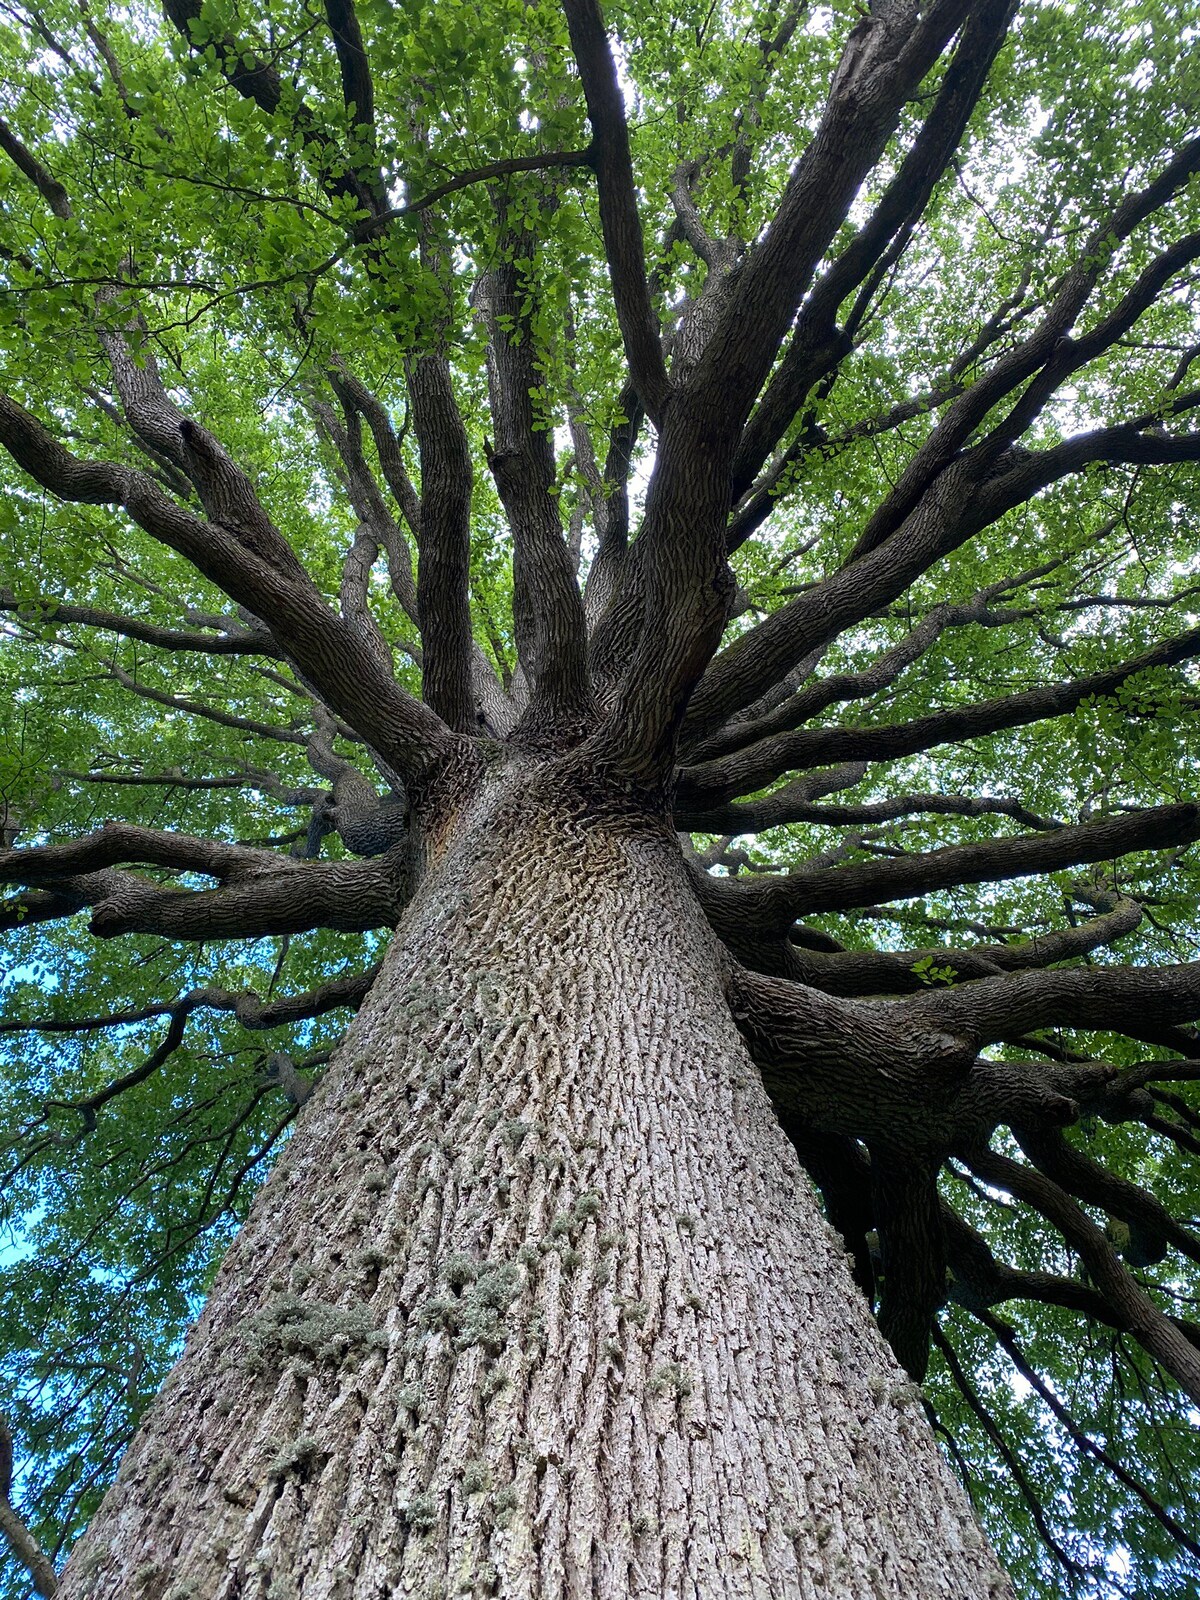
[{"x1": 58, "y1": 764, "x2": 1009, "y2": 1599}]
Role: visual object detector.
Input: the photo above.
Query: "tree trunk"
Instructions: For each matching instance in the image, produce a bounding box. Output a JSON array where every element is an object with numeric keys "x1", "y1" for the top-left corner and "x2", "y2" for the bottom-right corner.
[{"x1": 60, "y1": 763, "x2": 1012, "y2": 1599}]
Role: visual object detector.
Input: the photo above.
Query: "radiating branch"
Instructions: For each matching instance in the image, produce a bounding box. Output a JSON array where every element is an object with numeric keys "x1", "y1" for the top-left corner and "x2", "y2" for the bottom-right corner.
[
  {"x1": 0, "y1": 115, "x2": 71, "y2": 218},
  {"x1": 849, "y1": 135, "x2": 1200, "y2": 559},
  {"x1": 965, "y1": 1146, "x2": 1200, "y2": 1404},
  {"x1": 478, "y1": 260, "x2": 594, "y2": 739},
  {"x1": 0, "y1": 822, "x2": 409, "y2": 938},
  {"x1": 677, "y1": 785, "x2": 1062, "y2": 837},
  {"x1": 0, "y1": 966, "x2": 380, "y2": 1038},
  {"x1": 0, "y1": 1415, "x2": 58, "y2": 1597},
  {"x1": 561, "y1": 0, "x2": 670, "y2": 422},
  {"x1": 0, "y1": 394, "x2": 458, "y2": 785},
  {"x1": 731, "y1": 0, "x2": 1016, "y2": 495},
  {"x1": 697, "y1": 804, "x2": 1199, "y2": 932},
  {"x1": 0, "y1": 589, "x2": 282, "y2": 656},
  {"x1": 679, "y1": 625, "x2": 1200, "y2": 803}
]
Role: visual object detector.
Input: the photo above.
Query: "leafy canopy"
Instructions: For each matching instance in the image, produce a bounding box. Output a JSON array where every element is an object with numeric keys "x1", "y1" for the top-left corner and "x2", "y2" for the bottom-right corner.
[{"x1": 0, "y1": 0, "x2": 1199, "y2": 1595}]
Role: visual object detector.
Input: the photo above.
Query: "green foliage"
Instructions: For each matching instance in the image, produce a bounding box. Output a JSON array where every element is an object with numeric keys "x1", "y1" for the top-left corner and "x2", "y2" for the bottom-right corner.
[{"x1": 0, "y1": 0, "x2": 1197, "y2": 1595}]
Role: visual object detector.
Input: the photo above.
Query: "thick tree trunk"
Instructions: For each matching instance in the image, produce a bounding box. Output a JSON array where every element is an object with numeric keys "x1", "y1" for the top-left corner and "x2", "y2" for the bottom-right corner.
[{"x1": 61, "y1": 764, "x2": 1012, "y2": 1599}]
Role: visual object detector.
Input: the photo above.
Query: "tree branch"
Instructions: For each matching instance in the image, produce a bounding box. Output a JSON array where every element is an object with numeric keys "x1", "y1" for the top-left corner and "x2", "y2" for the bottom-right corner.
[
  {"x1": 0, "y1": 394, "x2": 459, "y2": 785},
  {"x1": 478, "y1": 261, "x2": 594, "y2": 740},
  {"x1": 919, "y1": 957, "x2": 1200, "y2": 1049},
  {"x1": 770, "y1": 888, "x2": 1143, "y2": 999},
  {"x1": 355, "y1": 150, "x2": 596, "y2": 233},
  {"x1": 677, "y1": 785, "x2": 1062, "y2": 837},
  {"x1": 684, "y1": 569, "x2": 1057, "y2": 765},
  {"x1": 1014, "y1": 1127, "x2": 1200, "y2": 1271},
  {"x1": 848, "y1": 135, "x2": 1200, "y2": 559},
  {"x1": 679, "y1": 623, "x2": 1200, "y2": 803},
  {"x1": 162, "y1": 0, "x2": 379, "y2": 217},
  {"x1": 965, "y1": 1146, "x2": 1200, "y2": 1405},
  {"x1": 976, "y1": 1308, "x2": 1200, "y2": 1563},
  {"x1": 870, "y1": 1152, "x2": 945, "y2": 1380},
  {"x1": 0, "y1": 114, "x2": 71, "y2": 218},
  {"x1": 731, "y1": 0, "x2": 1016, "y2": 496},
  {"x1": 698, "y1": 804, "x2": 1200, "y2": 932},
  {"x1": 0, "y1": 1415, "x2": 57, "y2": 1597},
  {"x1": 0, "y1": 967, "x2": 380, "y2": 1037},
  {"x1": 0, "y1": 589, "x2": 282, "y2": 655},
  {"x1": 324, "y1": 0, "x2": 375, "y2": 139},
  {"x1": 407, "y1": 353, "x2": 477, "y2": 734},
  {"x1": 0, "y1": 823, "x2": 409, "y2": 938},
  {"x1": 682, "y1": 0, "x2": 974, "y2": 445},
  {"x1": 932, "y1": 1326, "x2": 1088, "y2": 1583},
  {"x1": 561, "y1": 0, "x2": 670, "y2": 422}
]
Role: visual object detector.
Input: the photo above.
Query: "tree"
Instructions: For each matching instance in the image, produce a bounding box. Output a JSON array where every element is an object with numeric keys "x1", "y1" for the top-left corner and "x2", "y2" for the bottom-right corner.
[{"x1": 0, "y1": 0, "x2": 1198, "y2": 1592}]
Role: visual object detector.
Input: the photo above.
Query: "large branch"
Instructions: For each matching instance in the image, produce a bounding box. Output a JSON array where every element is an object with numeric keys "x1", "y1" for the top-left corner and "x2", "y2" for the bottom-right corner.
[
  {"x1": 726, "y1": 311, "x2": 1024, "y2": 552},
  {"x1": 848, "y1": 135, "x2": 1200, "y2": 559},
  {"x1": 683, "y1": 450, "x2": 1003, "y2": 743},
  {"x1": 0, "y1": 821, "x2": 410, "y2": 938},
  {"x1": 685, "y1": 566, "x2": 1054, "y2": 765},
  {"x1": 734, "y1": 968, "x2": 1113, "y2": 1166},
  {"x1": 4, "y1": 860, "x2": 403, "y2": 941},
  {"x1": 919, "y1": 958, "x2": 1200, "y2": 1047},
  {"x1": 677, "y1": 784, "x2": 1061, "y2": 837},
  {"x1": 93, "y1": 282, "x2": 199, "y2": 479},
  {"x1": 698, "y1": 804, "x2": 1200, "y2": 932},
  {"x1": 0, "y1": 589, "x2": 281, "y2": 655},
  {"x1": 325, "y1": 363, "x2": 422, "y2": 542},
  {"x1": 407, "y1": 353, "x2": 476, "y2": 734},
  {"x1": 303, "y1": 712, "x2": 408, "y2": 857},
  {"x1": 680, "y1": 0, "x2": 973, "y2": 445},
  {"x1": 942, "y1": 1201, "x2": 1141, "y2": 1328},
  {"x1": 731, "y1": 0, "x2": 1016, "y2": 495},
  {"x1": 966, "y1": 1146, "x2": 1200, "y2": 1406},
  {"x1": 774, "y1": 889, "x2": 1143, "y2": 999},
  {"x1": 0, "y1": 395, "x2": 458, "y2": 786},
  {"x1": 1014, "y1": 1127, "x2": 1200, "y2": 1270},
  {"x1": 581, "y1": 379, "x2": 642, "y2": 632},
  {"x1": 337, "y1": 524, "x2": 394, "y2": 676},
  {"x1": 171, "y1": 0, "x2": 474, "y2": 745},
  {"x1": 689, "y1": 391, "x2": 1199, "y2": 752},
  {"x1": 561, "y1": 0, "x2": 670, "y2": 422},
  {"x1": 679, "y1": 622, "x2": 1200, "y2": 803},
  {"x1": 320, "y1": 367, "x2": 517, "y2": 736},
  {"x1": 0, "y1": 821, "x2": 286, "y2": 883},
  {"x1": 478, "y1": 262, "x2": 593, "y2": 739},
  {"x1": 308, "y1": 389, "x2": 422, "y2": 640},
  {"x1": 870, "y1": 1151, "x2": 945, "y2": 1380},
  {"x1": 324, "y1": 0, "x2": 375, "y2": 140},
  {"x1": 0, "y1": 115, "x2": 71, "y2": 218},
  {"x1": 977, "y1": 232, "x2": 1200, "y2": 462},
  {"x1": 738, "y1": 958, "x2": 1200, "y2": 1200},
  {"x1": 589, "y1": 2, "x2": 979, "y2": 782},
  {"x1": 975, "y1": 407, "x2": 1200, "y2": 495}
]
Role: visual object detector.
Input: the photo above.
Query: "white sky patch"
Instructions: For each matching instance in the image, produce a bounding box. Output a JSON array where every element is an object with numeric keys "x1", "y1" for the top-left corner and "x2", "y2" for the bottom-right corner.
[{"x1": 1008, "y1": 1371, "x2": 1034, "y2": 1401}]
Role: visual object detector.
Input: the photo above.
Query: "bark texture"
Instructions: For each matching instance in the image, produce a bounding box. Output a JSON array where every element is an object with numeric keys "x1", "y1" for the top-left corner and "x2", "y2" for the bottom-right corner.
[{"x1": 59, "y1": 764, "x2": 1010, "y2": 1599}]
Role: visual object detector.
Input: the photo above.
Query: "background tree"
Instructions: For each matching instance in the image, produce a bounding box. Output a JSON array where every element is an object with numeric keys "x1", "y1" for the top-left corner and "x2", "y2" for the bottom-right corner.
[{"x1": 0, "y1": 0, "x2": 1199, "y2": 1594}]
